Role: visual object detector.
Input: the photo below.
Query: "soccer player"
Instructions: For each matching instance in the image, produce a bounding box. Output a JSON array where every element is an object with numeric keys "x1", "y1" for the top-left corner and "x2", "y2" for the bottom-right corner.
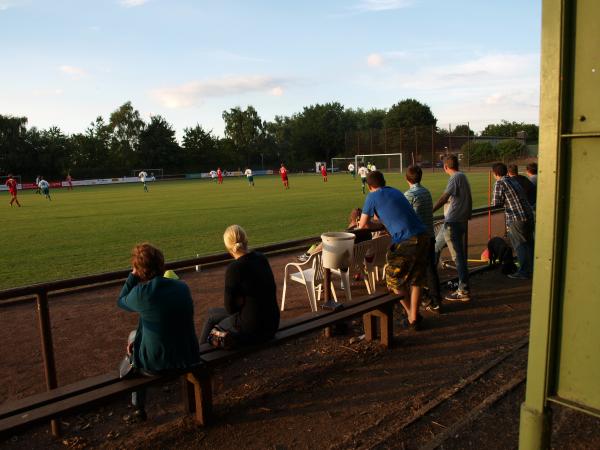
[
  {"x1": 280, "y1": 163, "x2": 289, "y2": 189},
  {"x1": 371, "y1": 163, "x2": 377, "y2": 171},
  {"x1": 244, "y1": 167, "x2": 255, "y2": 187},
  {"x1": 35, "y1": 175, "x2": 41, "y2": 195},
  {"x1": 209, "y1": 170, "x2": 217, "y2": 182},
  {"x1": 348, "y1": 162, "x2": 355, "y2": 179},
  {"x1": 66, "y1": 173, "x2": 73, "y2": 190},
  {"x1": 138, "y1": 171, "x2": 149, "y2": 192},
  {"x1": 5, "y1": 174, "x2": 21, "y2": 207},
  {"x1": 38, "y1": 177, "x2": 51, "y2": 201},
  {"x1": 320, "y1": 164, "x2": 328, "y2": 182},
  {"x1": 217, "y1": 167, "x2": 223, "y2": 184},
  {"x1": 357, "y1": 163, "x2": 369, "y2": 194}
]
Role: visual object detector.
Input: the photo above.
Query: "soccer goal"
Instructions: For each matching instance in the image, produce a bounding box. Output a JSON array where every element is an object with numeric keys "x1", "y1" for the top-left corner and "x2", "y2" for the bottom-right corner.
[
  {"x1": 330, "y1": 157, "x2": 356, "y2": 173},
  {"x1": 355, "y1": 153, "x2": 403, "y2": 173},
  {"x1": 132, "y1": 168, "x2": 163, "y2": 180}
]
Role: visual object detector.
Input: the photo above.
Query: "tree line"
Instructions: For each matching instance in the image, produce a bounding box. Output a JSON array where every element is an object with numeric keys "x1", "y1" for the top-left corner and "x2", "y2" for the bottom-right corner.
[{"x1": 0, "y1": 99, "x2": 538, "y2": 180}]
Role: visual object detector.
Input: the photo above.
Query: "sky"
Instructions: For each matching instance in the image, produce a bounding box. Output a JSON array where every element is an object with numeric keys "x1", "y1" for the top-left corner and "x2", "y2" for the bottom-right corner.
[{"x1": 0, "y1": 0, "x2": 541, "y2": 138}]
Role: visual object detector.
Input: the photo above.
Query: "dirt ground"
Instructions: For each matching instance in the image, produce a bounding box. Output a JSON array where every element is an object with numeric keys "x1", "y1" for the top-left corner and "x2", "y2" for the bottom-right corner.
[{"x1": 1, "y1": 213, "x2": 598, "y2": 449}]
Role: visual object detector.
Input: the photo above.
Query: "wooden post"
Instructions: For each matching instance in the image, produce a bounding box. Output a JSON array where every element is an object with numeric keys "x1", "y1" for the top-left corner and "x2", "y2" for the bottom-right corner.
[
  {"x1": 36, "y1": 291, "x2": 60, "y2": 437},
  {"x1": 183, "y1": 371, "x2": 213, "y2": 425},
  {"x1": 488, "y1": 170, "x2": 492, "y2": 241}
]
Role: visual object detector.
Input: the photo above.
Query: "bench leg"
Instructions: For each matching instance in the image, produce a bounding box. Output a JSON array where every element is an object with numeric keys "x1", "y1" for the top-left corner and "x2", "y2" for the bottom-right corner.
[
  {"x1": 182, "y1": 371, "x2": 213, "y2": 425},
  {"x1": 363, "y1": 305, "x2": 394, "y2": 348}
]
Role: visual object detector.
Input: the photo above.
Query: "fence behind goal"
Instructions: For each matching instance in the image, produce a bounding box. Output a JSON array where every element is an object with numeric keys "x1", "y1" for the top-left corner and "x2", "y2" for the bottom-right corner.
[{"x1": 355, "y1": 153, "x2": 403, "y2": 173}]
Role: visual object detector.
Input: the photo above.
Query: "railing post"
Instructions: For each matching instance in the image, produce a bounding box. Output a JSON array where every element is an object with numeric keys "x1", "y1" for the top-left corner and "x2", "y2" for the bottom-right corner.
[{"x1": 36, "y1": 290, "x2": 60, "y2": 437}]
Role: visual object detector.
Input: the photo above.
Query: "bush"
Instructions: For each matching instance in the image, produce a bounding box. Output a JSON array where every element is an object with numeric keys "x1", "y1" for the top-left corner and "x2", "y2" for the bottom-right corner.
[
  {"x1": 462, "y1": 142, "x2": 494, "y2": 164},
  {"x1": 496, "y1": 139, "x2": 526, "y2": 161}
]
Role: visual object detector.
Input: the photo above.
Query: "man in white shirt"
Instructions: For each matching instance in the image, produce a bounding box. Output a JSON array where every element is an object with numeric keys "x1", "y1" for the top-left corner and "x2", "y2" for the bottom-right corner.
[
  {"x1": 357, "y1": 163, "x2": 369, "y2": 194},
  {"x1": 138, "y1": 171, "x2": 149, "y2": 192},
  {"x1": 244, "y1": 168, "x2": 254, "y2": 187},
  {"x1": 348, "y1": 162, "x2": 355, "y2": 179}
]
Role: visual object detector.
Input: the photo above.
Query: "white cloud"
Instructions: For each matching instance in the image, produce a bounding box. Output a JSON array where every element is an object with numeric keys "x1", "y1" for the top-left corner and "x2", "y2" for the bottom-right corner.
[
  {"x1": 59, "y1": 65, "x2": 87, "y2": 79},
  {"x1": 152, "y1": 75, "x2": 288, "y2": 108},
  {"x1": 354, "y1": 0, "x2": 413, "y2": 12},
  {"x1": 367, "y1": 53, "x2": 384, "y2": 67},
  {"x1": 119, "y1": 0, "x2": 148, "y2": 7}
]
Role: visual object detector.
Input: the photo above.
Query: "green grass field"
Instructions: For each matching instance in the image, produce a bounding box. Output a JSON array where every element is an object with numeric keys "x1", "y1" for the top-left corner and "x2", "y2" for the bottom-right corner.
[{"x1": 1, "y1": 171, "x2": 491, "y2": 290}]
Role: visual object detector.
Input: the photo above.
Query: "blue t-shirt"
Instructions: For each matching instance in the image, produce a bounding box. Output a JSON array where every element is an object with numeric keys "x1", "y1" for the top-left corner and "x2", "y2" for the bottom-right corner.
[{"x1": 362, "y1": 186, "x2": 426, "y2": 244}]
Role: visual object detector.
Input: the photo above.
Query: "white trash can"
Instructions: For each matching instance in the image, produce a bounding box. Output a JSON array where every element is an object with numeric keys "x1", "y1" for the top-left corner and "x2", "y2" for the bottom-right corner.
[{"x1": 321, "y1": 232, "x2": 355, "y2": 269}]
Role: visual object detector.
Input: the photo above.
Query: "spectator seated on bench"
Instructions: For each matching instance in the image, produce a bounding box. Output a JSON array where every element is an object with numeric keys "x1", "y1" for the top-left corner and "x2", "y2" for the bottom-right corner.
[
  {"x1": 199, "y1": 224, "x2": 280, "y2": 348},
  {"x1": 297, "y1": 208, "x2": 374, "y2": 264},
  {"x1": 117, "y1": 243, "x2": 201, "y2": 422}
]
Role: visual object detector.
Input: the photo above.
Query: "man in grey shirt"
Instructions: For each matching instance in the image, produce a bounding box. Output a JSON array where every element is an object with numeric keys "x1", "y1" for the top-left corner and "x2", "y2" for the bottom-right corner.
[{"x1": 432, "y1": 154, "x2": 472, "y2": 301}]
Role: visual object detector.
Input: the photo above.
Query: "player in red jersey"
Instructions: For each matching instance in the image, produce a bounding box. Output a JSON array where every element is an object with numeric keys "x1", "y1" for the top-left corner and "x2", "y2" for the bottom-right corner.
[
  {"x1": 320, "y1": 164, "x2": 328, "y2": 182},
  {"x1": 280, "y1": 163, "x2": 289, "y2": 189},
  {"x1": 5, "y1": 174, "x2": 21, "y2": 207},
  {"x1": 217, "y1": 167, "x2": 223, "y2": 184},
  {"x1": 66, "y1": 173, "x2": 73, "y2": 190}
]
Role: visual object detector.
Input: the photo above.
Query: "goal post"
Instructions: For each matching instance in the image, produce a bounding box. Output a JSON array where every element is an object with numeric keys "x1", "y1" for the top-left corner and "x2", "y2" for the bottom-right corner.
[
  {"x1": 330, "y1": 157, "x2": 356, "y2": 173},
  {"x1": 355, "y1": 153, "x2": 403, "y2": 173}
]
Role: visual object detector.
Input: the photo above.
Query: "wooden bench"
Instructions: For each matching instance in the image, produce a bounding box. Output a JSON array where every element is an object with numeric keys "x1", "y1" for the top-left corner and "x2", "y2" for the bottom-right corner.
[{"x1": 0, "y1": 291, "x2": 400, "y2": 438}]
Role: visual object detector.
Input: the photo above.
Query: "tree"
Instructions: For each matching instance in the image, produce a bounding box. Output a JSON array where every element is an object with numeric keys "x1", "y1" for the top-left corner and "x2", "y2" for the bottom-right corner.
[
  {"x1": 383, "y1": 99, "x2": 437, "y2": 129},
  {"x1": 222, "y1": 106, "x2": 264, "y2": 166},
  {"x1": 107, "y1": 101, "x2": 145, "y2": 170},
  {"x1": 0, "y1": 115, "x2": 28, "y2": 175},
  {"x1": 496, "y1": 139, "x2": 526, "y2": 162},
  {"x1": 462, "y1": 141, "x2": 494, "y2": 164},
  {"x1": 138, "y1": 115, "x2": 181, "y2": 170},
  {"x1": 182, "y1": 125, "x2": 218, "y2": 171},
  {"x1": 451, "y1": 124, "x2": 474, "y2": 136},
  {"x1": 481, "y1": 120, "x2": 539, "y2": 142}
]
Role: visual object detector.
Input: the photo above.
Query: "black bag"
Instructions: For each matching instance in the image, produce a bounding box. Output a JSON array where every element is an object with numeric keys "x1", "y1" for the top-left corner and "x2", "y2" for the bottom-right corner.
[{"x1": 208, "y1": 326, "x2": 235, "y2": 350}]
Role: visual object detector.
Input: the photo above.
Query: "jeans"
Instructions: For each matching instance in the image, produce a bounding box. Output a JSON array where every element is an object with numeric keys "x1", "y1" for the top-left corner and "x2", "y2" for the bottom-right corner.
[
  {"x1": 423, "y1": 236, "x2": 441, "y2": 305},
  {"x1": 127, "y1": 330, "x2": 156, "y2": 411},
  {"x1": 435, "y1": 222, "x2": 469, "y2": 292},
  {"x1": 507, "y1": 220, "x2": 534, "y2": 276}
]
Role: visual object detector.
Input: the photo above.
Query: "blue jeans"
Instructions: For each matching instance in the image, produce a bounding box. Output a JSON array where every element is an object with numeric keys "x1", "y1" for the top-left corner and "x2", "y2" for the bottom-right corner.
[
  {"x1": 507, "y1": 219, "x2": 534, "y2": 276},
  {"x1": 435, "y1": 222, "x2": 469, "y2": 292}
]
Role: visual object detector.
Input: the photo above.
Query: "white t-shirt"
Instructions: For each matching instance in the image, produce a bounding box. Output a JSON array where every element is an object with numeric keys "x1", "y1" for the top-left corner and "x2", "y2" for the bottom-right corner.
[
  {"x1": 138, "y1": 171, "x2": 147, "y2": 182},
  {"x1": 244, "y1": 169, "x2": 252, "y2": 177},
  {"x1": 210, "y1": 171, "x2": 217, "y2": 178},
  {"x1": 371, "y1": 164, "x2": 377, "y2": 171},
  {"x1": 348, "y1": 163, "x2": 355, "y2": 172},
  {"x1": 358, "y1": 167, "x2": 369, "y2": 178},
  {"x1": 38, "y1": 180, "x2": 49, "y2": 189}
]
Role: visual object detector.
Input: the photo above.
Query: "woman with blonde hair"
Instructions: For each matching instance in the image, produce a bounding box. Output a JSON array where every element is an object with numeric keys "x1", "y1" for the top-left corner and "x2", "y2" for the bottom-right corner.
[
  {"x1": 117, "y1": 242, "x2": 200, "y2": 421},
  {"x1": 199, "y1": 225, "x2": 279, "y2": 346}
]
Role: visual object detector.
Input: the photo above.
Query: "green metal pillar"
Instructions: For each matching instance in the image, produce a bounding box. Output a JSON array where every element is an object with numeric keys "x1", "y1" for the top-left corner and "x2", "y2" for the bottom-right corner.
[{"x1": 520, "y1": 1, "x2": 600, "y2": 448}]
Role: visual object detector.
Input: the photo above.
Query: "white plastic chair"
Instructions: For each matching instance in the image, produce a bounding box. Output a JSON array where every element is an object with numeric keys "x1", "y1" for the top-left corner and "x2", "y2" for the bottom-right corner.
[
  {"x1": 281, "y1": 252, "x2": 338, "y2": 312},
  {"x1": 371, "y1": 234, "x2": 392, "y2": 285},
  {"x1": 330, "y1": 239, "x2": 376, "y2": 299}
]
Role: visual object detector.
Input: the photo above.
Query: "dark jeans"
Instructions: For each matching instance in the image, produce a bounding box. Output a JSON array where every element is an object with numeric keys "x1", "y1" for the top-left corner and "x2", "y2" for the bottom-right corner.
[
  {"x1": 507, "y1": 219, "x2": 534, "y2": 276},
  {"x1": 127, "y1": 330, "x2": 157, "y2": 411},
  {"x1": 423, "y1": 236, "x2": 441, "y2": 305},
  {"x1": 199, "y1": 307, "x2": 240, "y2": 344}
]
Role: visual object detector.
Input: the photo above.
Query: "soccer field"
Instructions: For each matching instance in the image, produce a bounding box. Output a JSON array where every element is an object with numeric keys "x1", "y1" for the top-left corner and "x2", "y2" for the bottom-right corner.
[{"x1": 1, "y1": 171, "x2": 492, "y2": 290}]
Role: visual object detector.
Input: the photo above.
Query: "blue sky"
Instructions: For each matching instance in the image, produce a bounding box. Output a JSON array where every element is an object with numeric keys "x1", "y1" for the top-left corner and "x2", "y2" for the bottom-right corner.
[{"x1": 0, "y1": 0, "x2": 541, "y2": 137}]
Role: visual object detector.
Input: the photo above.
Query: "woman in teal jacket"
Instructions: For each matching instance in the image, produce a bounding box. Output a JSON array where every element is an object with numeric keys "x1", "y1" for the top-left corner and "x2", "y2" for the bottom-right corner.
[{"x1": 118, "y1": 243, "x2": 200, "y2": 420}]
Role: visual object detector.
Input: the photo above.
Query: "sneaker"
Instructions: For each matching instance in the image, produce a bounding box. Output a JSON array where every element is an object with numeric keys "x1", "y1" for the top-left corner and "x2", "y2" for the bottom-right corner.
[
  {"x1": 425, "y1": 303, "x2": 441, "y2": 314},
  {"x1": 297, "y1": 253, "x2": 310, "y2": 262},
  {"x1": 445, "y1": 290, "x2": 471, "y2": 302},
  {"x1": 400, "y1": 317, "x2": 422, "y2": 331},
  {"x1": 507, "y1": 272, "x2": 530, "y2": 280}
]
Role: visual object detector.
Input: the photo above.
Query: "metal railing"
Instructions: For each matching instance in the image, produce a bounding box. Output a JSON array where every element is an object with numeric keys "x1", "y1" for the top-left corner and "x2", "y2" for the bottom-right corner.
[{"x1": 0, "y1": 205, "x2": 502, "y2": 410}]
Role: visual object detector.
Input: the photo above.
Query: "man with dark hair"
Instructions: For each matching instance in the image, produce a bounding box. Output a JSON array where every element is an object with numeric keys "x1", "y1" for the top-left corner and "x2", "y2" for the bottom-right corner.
[
  {"x1": 359, "y1": 171, "x2": 430, "y2": 330},
  {"x1": 508, "y1": 164, "x2": 535, "y2": 208},
  {"x1": 432, "y1": 154, "x2": 472, "y2": 302},
  {"x1": 492, "y1": 162, "x2": 535, "y2": 279},
  {"x1": 526, "y1": 162, "x2": 538, "y2": 186},
  {"x1": 404, "y1": 165, "x2": 441, "y2": 313}
]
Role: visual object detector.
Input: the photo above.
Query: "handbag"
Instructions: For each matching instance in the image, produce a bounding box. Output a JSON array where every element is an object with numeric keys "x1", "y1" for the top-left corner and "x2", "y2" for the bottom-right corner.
[
  {"x1": 118, "y1": 355, "x2": 135, "y2": 379},
  {"x1": 208, "y1": 326, "x2": 235, "y2": 350}
]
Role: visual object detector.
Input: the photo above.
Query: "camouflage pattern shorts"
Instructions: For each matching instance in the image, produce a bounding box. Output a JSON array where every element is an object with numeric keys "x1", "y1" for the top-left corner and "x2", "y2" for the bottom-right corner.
[{"x1": 385, "y1": 233, "x2": 430, "y2": 292}]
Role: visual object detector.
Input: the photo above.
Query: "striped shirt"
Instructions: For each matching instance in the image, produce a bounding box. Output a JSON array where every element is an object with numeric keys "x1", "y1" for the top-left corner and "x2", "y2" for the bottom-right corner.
[
  {"x1": 492, "y1": 176, "x2": 534, "y2": 225},
  {"x1": 404, "y1": 183, "x2": 434, "y2": 237}
]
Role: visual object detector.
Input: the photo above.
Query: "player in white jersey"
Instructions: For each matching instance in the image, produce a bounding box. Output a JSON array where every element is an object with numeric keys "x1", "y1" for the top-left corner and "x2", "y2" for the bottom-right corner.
[
  {"x1": 244, "y1": 168, "x2": 254, "y2": 187},
  {"x1": 357, "y1": 163, "x2": 369, "y2": 194},
  {"x1": 138, "y1": 171, "x2": 149, "y2": 192},
  {"x1": 348, "y1": 162, "x2": 355, "y2": 179}
]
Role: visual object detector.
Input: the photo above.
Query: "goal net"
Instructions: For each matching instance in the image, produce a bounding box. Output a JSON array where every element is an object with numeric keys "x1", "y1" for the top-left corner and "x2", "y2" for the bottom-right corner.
[
  {"x1": 330, "y1": 157, "x2": 356, "y2": 173},
  {"x1": 355, "y1": 153, "x2": 403, "y2": 173},
  {"x1": 131, "y1": 169, "x2": 163, "y2": 180}
]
